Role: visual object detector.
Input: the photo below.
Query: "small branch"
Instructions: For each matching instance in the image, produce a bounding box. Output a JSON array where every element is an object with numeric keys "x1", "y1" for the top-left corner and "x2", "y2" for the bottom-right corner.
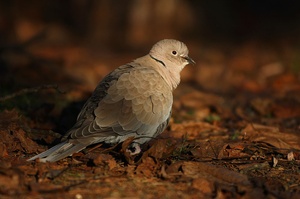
[{"x1": 0, "y1": 84, "x2": 65, "y2": 102}]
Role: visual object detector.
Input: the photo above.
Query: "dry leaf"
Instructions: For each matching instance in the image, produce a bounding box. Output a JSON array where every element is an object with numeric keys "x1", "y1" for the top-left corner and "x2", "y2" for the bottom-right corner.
[
  {"x1": 170, "y1": 121, "x2": 227, "y2": 140},
  {"x1": 250, "y1": 98, "x2": 272, "y2": 115},
  {"x1": 192, "y1": 177, "x2": 215, "y2": 194},
  {"x1": 135, "y1": 157, "x2": 157, "y2": 178},
  {"x1": 181, "y1": 161, "x2": 251, "y2": 186},
  {"x1": 141, "y1": 139, "x2": 176, "y2": 161},
  {"x1": 242, "y1": 123, "x2": 300, "y2": 152},
  {"x1": 218, "y1": 142, "x2": 250, "y2": 159},
  {"x1": 93, "y1": 153, "x2": 116, "y2": 170}
]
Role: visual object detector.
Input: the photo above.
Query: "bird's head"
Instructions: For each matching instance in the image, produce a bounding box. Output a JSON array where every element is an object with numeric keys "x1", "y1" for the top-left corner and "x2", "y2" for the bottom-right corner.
[
  {"x1": 148, "y1": 39, "x2": 195, "y2": 89},
  {"x1": 149, "y1": 39, "x2": 195, "y2": 70}
]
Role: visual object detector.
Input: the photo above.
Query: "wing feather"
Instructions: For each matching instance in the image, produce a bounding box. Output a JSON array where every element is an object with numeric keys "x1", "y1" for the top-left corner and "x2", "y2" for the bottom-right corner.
[{"x1": 67, "y1": 65, "x2": 172, "y2": 145}]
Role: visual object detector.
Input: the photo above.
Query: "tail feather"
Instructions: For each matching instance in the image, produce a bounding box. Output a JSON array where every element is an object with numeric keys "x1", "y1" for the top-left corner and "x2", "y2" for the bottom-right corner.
[
  {"x1": 27, "y1": 142, "x2": 69, "y2": 161},
  {"x1": 27, "y1": 141, "x2": 87, "y2": 162}
]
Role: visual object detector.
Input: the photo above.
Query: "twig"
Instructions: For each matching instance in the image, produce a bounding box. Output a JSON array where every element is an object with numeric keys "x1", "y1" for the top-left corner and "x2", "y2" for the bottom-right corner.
[{"x1": 0, "y1": 84, "x2": 65, "y2": 102}]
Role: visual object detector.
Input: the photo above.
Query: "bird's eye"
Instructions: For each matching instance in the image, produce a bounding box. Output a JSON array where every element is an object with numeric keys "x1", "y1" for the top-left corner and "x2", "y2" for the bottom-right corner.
[{"x1": 172, "y1": 51, "x2": 177, "y2": 55}]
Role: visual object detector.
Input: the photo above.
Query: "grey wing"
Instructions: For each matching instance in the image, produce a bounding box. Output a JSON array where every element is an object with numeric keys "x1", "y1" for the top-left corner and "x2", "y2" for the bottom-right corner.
[
  {"x1": 62, "y1": 64, "x2": 135, "y2": 141},
  {"x1": 65, "y1": 65, "x2": 173, "y2": 145},
  {"x1": 76, "y1": 64, "x2": 135, "y2": 121}
]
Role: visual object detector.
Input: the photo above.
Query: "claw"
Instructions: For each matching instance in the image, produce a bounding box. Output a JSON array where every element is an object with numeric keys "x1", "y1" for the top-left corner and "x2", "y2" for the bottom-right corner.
[{"x1": 126, "y1": 143, "x2": 141, "y2": 155}]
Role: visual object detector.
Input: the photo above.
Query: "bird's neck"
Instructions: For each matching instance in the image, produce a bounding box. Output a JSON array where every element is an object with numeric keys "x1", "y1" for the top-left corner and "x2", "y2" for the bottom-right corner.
[
  {"x1": 160, "y1": 64, "x2": 181, "y2": 90},
  {"x1": 135, "y1": 55, "x2": 182, "y2": 90}
]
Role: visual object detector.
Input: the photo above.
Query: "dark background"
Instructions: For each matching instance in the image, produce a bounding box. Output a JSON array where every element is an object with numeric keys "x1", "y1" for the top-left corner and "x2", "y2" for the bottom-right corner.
[{"x1": 1, "y1": 0, "x2": 300, "y2": 88}]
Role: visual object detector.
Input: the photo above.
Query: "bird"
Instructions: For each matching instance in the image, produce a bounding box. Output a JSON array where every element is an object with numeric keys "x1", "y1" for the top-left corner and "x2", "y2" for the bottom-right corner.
[{"x1": 27, "y1": 39, "x2": 195, "y2": 162}]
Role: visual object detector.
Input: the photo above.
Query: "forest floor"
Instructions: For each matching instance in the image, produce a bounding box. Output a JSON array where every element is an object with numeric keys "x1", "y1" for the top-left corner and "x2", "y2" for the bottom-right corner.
[{"x1": 0, "y1": 39, "x2": 299, "y2": 199}]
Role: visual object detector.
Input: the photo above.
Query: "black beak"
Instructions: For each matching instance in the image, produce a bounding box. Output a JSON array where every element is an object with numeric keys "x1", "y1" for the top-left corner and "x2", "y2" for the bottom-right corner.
[{"x1": 183, "y1": 56, "x2": 196, "y2": 65}]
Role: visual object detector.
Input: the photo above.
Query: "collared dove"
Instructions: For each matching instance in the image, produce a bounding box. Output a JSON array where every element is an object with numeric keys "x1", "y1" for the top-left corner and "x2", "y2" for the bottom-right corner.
[{"x1": 28, "y1": 39, "x2": 195, "y2": 162}]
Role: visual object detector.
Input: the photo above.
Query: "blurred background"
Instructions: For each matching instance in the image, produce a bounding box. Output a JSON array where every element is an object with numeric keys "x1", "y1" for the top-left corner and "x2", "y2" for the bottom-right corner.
[{"x1": 0, "y1": 0, "x2": 300, "y2": 132}]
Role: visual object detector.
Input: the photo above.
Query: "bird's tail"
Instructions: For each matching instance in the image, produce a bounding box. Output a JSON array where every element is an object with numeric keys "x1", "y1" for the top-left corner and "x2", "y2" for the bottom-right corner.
[{"x1": 27, "y1": 141, "x2": 87, "y2": 162}]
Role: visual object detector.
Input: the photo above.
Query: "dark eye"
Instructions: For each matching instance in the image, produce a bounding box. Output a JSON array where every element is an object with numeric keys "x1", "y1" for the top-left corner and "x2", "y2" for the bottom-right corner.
[{"x1": 172, "y1": 51, "x2": 177, "y2": 55}]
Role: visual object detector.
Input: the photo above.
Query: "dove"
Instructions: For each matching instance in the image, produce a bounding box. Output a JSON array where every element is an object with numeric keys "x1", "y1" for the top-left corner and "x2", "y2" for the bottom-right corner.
[{"x1": 27, "y1": 39, "x2": 195, "y2": 162}]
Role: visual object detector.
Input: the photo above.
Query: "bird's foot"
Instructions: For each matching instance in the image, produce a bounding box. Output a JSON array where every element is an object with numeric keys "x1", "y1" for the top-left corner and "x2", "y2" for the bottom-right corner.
[{"x1": 126, "y1": 143, "x2": 141, "y2": 155}]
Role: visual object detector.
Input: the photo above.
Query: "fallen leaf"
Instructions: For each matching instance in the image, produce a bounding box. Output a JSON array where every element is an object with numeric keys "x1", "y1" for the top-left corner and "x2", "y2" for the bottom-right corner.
[
  {"x1": 192, "y1": 177, "x2": 215, "y2": 194},
  {"x1": 271, "y1": 99, "x2": 300, "y2": 119},
  {"x1": 141, "y1": 139, "x2": 176, "y2": 161},
  {"x1": 218, "y1": 142, "x2": 250, "y2": 159},
  {"x1": 135, "y1": 157, "x2": 157, "y2": 178},
  {"x1": 93, "y1": 153, "x2": 116, "y2": 170},
  {"x1": 170, "y1": 121, "x2": 227, "y2": 140},
  {"x1": 181, "y1": 161, "x2": 251, "y2": 186},
  {"x1": 0, "y1": 168, "x2": 25, "y2": 195},
  {"x1": 250, "y1": 98, "x2": 272, "y2": 116},
  {"x1": 242, "y1": 123, "x2": 300, "y2": 153}
]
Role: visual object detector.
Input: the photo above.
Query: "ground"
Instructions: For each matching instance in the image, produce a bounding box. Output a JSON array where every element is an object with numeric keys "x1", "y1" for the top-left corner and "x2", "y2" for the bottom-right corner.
[{"x1": 0, "y1": 38, "x2": 300, "y2": 199}]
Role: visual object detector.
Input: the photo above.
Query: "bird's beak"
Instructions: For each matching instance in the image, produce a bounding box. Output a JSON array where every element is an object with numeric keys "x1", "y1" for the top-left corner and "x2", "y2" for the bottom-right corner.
[{"x1": 183, "y1": 56, "x2": 196, "y2": 65}]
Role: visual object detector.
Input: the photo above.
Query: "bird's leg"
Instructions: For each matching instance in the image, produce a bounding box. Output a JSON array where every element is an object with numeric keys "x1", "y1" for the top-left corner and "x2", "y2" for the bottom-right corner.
[{"x1": 126, "y1": 142, "x2": 141, "y2": 155}]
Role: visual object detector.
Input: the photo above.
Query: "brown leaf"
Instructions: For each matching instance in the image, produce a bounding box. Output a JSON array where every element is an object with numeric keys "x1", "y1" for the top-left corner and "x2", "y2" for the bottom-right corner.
[
  {"x1": 250, "y1": 98, "x2": 272, "y2": 116},
  {"x1": 242, "y1": 123, "x2": 300, "y2": 152},
  {"x1": 93, "y1": 153, "x2": 117, "y2": 170},
  {"x1": 135, "y1": 157, "x2": 157, "y2": 178},
  {"x1": 271, "y1": 73, "x2": 300, "y2": 93},
  {"x1": 192, "y1": 177, "x2": 215, "y2": 194},
  {"x1": 14, "y1": 128, "x2": 40, "y2": 153},
  {"x1": 0, "y1": 142, "x2": 9, "y2": 158},
  {"x1": 0, "y1": 109, "x2": 44, "y2": 156},
  {"x1": 237, "y1": 161, "x2": 270, "y2": 172},
  {"x1": 164, "y1": 161, "x2": 184, "y2": 174},
  {"x1": 141, "y1": 139, "x2": 176, "y2": 161},
  {"x1": 0, "y1": 168, "x2": 25, "y2": 194},
  {"x1": 271, "y1": 99, "x2": 300, "y2": 119},
  {"x1": 218, "y1": 142, "x2": 250, "y2": 159},
  {"x1": 170, "y1": 121, "x2": 227, "y2": 140},
  {"x1": 0, "y1": 110, "x2": 20, "y2": 129},
  {"x1": 181, "y1": 161, "x2": 251, "y2": 186}
]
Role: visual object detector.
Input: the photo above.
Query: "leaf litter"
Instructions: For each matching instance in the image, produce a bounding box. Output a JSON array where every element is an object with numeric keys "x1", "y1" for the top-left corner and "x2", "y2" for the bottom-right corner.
[{"x1": 0, "y1": 43, "x2": 300, "y2": 199}]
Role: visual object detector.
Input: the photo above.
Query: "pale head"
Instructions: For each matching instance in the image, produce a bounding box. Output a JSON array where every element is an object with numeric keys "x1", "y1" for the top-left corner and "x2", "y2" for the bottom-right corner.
[
  {"x1": 148, "y1": 39, "x2": 195, "y2": 89},
  {"x1": 149, "y1": 39, "x2": 195, "y2": 69}
]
